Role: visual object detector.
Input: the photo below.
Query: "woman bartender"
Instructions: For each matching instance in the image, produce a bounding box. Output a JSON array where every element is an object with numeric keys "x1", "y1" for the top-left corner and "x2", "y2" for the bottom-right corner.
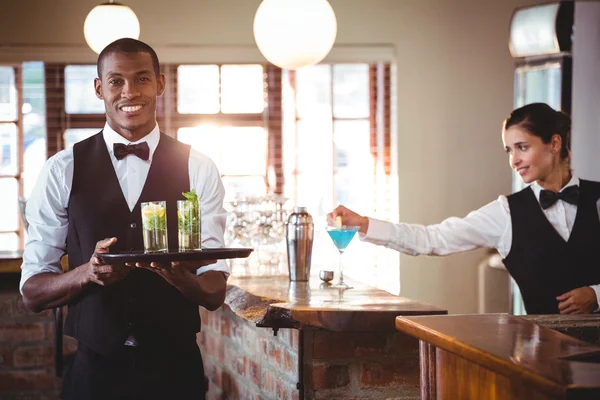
[{"x1": 328, "y1": 103, "x2": 600, "y2": 315}]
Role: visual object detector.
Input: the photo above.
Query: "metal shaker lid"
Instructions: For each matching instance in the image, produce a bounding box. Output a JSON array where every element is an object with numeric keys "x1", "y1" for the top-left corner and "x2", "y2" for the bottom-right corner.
[{"x1": 287, "y1": 206, "x2": 313, "y2": 225}]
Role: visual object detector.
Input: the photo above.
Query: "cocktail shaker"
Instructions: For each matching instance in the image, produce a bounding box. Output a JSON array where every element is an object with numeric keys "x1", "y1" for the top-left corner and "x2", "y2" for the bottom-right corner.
[{"x1": 286, "y1": 207, "x2": 314, "y2": 281}]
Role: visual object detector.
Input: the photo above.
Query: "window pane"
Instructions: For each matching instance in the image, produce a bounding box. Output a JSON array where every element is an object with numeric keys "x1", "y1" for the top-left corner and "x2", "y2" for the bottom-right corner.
[
  {"x1": 23, "y1": 62, "x2": 47, "y2": 198},
  {"x1": 281, "y1": 69, "x2": 297, "y2": 202},
  {"x1": 178, "y1": 126, "x2": 267, "y2": 176},
  {"x1": 218, "y1": 127, "x2": 267, "y2": 175},
  {"x1": 0, "y1": 232, "x2": 19, "y2": 251},
  {"x1": 333, "y1": 120, "x2": 374, "y2": 212},
  {"x1": 64, "y1": 65, "x2": 105, "y2": 114},
  {"x1": 0, "y1": 178, "x2": 19, "y2": 231},
  {"x1": 296, "y1": 65, "x2": 332, "y2": 119},
  {"x1": 177, "y1": 65, "x2": 220, "y2": 114},
  {"x1": 0, "y1": 67, "x2": 17, "y2": 121},
  {"x1": 333, "y1": 64, "x2": 370, "y2": 118},
  {"x1": 0, "y1": 123, "x2": 18, "y2": 176},
  {"x1": 221, "y1": 176, "x2": 266, "y2": 201},
  {"x1": 220, "y1": 65, "x2": 264, "y2": 113},
  {"x1": 295, "y1": 118, "x2": 333, "y2": 217},
  {"x1": 64, "y1": 128, "x2": 100, "y2": 148}
]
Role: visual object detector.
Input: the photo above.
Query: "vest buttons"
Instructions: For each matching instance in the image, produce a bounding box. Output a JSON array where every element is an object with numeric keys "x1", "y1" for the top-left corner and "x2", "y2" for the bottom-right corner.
[{"x1": 130, "y1": 222, "x2": 137, "y2": 228}]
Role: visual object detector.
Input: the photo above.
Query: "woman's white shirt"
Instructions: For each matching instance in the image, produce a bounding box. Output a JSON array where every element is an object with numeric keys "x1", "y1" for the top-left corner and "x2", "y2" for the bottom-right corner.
[{"x1": 361, "y1": 176, "x2": 600, "y2": 307}]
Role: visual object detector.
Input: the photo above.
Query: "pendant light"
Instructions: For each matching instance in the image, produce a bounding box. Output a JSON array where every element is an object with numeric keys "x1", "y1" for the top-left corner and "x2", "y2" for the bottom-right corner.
[
  {"x1": 84, "y1": 1, "x2": 140, "y2": 54},
  {"x1": 253, "y1": 0, "x2": 337, "y2": 70}
]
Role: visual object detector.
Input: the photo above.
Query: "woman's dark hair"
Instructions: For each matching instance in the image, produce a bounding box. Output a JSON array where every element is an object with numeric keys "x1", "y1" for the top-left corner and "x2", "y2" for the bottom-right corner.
[
  {"x1": 503, "y1": 103, "x2": 571, "y2": 160},
  {"x1": 97, "y1": 38, "x2": 161, "y2": 78}
]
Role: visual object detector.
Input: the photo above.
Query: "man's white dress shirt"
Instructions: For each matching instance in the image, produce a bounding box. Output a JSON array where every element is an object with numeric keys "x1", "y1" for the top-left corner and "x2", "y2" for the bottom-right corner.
[
  {"x1": 20, "y1": 123, "x2": 229, "y2": 293},
  {"x1": 362, "y1": 176, "x2": 600, "y2": 307}
]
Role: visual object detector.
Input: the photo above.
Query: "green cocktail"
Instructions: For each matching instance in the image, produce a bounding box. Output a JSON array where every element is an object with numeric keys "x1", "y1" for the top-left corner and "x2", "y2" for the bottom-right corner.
[
  {"x1": 178, "y1": 190, "x2": 201, "y2": 251},
  {"x1": 141, "y1": 201, "x2": 168, "y2": 253}
]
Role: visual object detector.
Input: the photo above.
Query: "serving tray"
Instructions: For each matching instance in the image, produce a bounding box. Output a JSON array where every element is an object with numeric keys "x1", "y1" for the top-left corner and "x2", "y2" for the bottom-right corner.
[{"x1": 95, "y1": 248, "x2": 253, "y2": 264}]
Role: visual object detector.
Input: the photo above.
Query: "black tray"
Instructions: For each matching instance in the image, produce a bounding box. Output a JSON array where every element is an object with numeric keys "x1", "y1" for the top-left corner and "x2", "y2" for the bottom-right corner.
[{"x1": 95, "y1": 248, "x2": 253, "y2": 264}]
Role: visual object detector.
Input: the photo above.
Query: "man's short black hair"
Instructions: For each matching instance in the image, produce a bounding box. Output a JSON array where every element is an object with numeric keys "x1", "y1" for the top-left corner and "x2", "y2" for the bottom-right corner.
[{"x1": 97, "y1": 38, "x2": 161, "y2": 78}]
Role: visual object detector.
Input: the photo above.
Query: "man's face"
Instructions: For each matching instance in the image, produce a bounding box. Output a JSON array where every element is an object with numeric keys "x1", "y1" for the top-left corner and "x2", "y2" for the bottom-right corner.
[{"x1": 94, "y1": 51, "x2": 165, "y2": 141}]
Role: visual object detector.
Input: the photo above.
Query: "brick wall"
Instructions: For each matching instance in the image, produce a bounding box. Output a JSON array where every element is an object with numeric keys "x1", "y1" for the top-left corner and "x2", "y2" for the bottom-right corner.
[
  {"x1": 199, "y1": 305, "x2": 420, "y2": 400},
  {"x1": 0, "y1": 275, "x2": 76, "y2": 400},
  {"x1": 198, "y1": 306, "x2": 300, "y2": 400},
  {"x1": 303, "y1": 331, "x2": 420, "y2": 399}
]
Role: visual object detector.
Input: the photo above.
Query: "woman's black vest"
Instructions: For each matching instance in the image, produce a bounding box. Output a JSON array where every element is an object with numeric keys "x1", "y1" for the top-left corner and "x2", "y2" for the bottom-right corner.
[{"x1": 503, "y1": 180, "x2": 600, "y2": 314}]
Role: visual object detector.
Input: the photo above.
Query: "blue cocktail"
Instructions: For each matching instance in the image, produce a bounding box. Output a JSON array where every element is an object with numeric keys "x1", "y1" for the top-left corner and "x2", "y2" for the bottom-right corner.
[{"x1": 326, "y1": 225, "x2": 359, "y2": 289}]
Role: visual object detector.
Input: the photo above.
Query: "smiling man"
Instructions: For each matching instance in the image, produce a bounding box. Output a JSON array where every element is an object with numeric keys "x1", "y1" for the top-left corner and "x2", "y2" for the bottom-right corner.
[{"x1": 20, "y1": 39, "x2": 227, "y2": 400}]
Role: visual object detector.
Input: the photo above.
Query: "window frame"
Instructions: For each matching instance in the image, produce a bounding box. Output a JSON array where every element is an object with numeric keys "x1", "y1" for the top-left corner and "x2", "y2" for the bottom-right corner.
[{"x1": 0, "y1": 64, "x2": 25, "y2": 250}]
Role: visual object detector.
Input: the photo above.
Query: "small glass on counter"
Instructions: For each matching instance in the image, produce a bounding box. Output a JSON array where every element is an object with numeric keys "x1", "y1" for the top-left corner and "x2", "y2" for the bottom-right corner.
[
  {"x1": 178, "y1": 199, "x2": 201, "y2": 251},
  {"x1": 141, "y1": 201, "x2": 168, "y2": 253}
]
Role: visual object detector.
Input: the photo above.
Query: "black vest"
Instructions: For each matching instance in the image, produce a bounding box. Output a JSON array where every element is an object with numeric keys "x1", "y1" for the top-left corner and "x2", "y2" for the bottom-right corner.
[
  {"x1": 503, "y1": 180, "x2": 600, "y2": 314},
  {"x1": 65, "y1": 132, "x2": 200, "y2": 356}
]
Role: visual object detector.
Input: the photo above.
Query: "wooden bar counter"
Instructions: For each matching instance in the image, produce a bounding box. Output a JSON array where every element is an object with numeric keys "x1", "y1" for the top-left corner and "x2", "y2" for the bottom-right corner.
[
  {"x1": 395, "y1": 314, "x2": 600, "y2": 400},
  {"x1": 198, "y1": 275, "x2": 447, "y2": 399},
  {"x1": 225, "y1": 275, "x2": 446, "y2": 331},
  {"x1": 0, "y1": 250, "x2": 23, "y2": 273}
]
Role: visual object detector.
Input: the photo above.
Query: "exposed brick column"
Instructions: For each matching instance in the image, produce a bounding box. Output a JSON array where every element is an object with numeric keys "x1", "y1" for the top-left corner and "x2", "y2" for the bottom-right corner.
[
  {"x1": 265, "y1": 65, "x2": 284, "y2": 195},
  {"x1": 0, "y1": 277, "x2": 77, "y2": 397},
  {"x1": 44, "y1": 64, "x2": 66, "y2": 158},
  {"x1": 199, "y1": 306, "x2": 420, "y2": 400}
]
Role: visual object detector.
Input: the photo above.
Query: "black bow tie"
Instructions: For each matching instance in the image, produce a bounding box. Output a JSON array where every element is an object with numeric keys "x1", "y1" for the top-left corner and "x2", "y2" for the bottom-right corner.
[
  {"x1": 113, "y1": 142, "x2": 150, "y2": 161},
  {"x1": 539, "y1": 185, "x2": 579, "y2": 210}
]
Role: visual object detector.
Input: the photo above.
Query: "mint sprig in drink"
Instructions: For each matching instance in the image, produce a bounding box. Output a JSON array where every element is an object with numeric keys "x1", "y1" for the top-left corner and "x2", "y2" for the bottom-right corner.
[
  {"x1": 141, "y1": 201, "x2": 168, "y2": 253},
  {"x1": 178, "y1": 190, "x2": 201, "y2": 251}
]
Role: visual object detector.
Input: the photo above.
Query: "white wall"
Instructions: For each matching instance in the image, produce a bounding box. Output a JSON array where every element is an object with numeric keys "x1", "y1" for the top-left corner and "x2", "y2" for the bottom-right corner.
[
  {"x1": 571, "y1": 1, "x2": 600, "y2": 182},
  {"x1": 0, "y1": 0, "x2": 544, "y2": 313}
]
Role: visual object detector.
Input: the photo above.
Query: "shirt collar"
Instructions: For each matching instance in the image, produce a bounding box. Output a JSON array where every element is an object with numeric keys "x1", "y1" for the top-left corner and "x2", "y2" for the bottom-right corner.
[
  {"x1": 531, "y1": 175, "x2": 580, "y2": 202},
  {"x1": 102, "y1": 122, "x2": 160, "y2": 162}
]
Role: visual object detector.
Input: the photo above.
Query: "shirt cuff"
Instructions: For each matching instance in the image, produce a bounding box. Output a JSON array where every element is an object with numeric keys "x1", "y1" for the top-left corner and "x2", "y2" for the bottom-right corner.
[
  {"x1": 590, "y1": 284, "x2": 600, "y2": 313},
  {"x1": 361, "y1": 217, "x2": 395, "y2": 246},
  {"x1": 196, "y1": 259, "x2": 230, "y2": 280}
]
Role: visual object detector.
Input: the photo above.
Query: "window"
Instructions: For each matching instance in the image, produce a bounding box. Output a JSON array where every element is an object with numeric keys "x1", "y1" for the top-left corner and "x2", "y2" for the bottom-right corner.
[
  {"x1": 22, "y1": 62, "x2": 47, "y2": 199},
  {"x1": 64, "y1": 65, "x2": 104, "y2": 114},
  {"x1": 46, "y1": 64, "x2": 105, "y2": 153},
  {"x1": 0, "y1": 62, "x2": 47, "y2": 251},
  {"x1": 174, "y1": 64, "x2": 268, "y2": 200},
  {"x1": 12, "y1": 61, "x2": 397, "y2": 293},
  {"x1": 283, "y1": 64, "x2": 399, "y2": 293},
  {"x1": 178, "y1": 126, "x2": 268, "y2": 199}
]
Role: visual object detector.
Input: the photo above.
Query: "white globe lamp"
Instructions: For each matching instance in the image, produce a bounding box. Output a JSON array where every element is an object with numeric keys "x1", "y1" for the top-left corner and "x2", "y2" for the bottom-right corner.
[
  {"x1": 84, "y1": 1, "x2": 140, "y2": 54},
  {"x1": 253, "y1": 0, "x2": 337, "y2": 70}
]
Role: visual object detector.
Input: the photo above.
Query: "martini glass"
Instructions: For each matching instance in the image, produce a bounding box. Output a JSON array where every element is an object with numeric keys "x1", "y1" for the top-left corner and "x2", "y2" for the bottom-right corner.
[{"x1": 325, "y1": 225, "x2": 359, "y2": 290}]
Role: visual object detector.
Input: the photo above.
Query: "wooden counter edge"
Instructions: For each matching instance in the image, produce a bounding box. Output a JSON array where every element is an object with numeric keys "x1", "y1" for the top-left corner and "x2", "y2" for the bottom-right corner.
[
  {"x1": 395, "y1": 315, "x2": 571, "y2": 398},
  {"x1": 258, "y1": 303, "x2": 447, "y2": 332},
  {"x1": 223, "y1": 277, "x2": 447, "y2": 331}
]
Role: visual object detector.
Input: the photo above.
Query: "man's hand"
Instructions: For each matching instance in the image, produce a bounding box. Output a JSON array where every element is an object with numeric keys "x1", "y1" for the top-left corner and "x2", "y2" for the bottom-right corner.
[
  {"x1": 556, "y1": 287, "x2": 598, "y2": 314},
  {"x1": 22, "y1": 236, "x2": 131, "y2": 312},
  {"x1": 84, "y1": 237, "x2": 132, "y2": 287},
  {"x1": 131, "y1": 260, "x2": 224, "y2": 309},
  {"x1": 130, "y1": 260, "x2": 218, "y2": 283}
]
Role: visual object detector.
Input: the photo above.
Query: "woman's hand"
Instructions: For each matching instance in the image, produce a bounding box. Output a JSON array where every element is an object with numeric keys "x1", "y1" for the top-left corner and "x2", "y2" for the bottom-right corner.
[
  {"x1": 326, "y1": 205, "x2": 370, "y2": 234},
  {"x1": 556, "y1": 287, "x2": 599, "y2": 314}
]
